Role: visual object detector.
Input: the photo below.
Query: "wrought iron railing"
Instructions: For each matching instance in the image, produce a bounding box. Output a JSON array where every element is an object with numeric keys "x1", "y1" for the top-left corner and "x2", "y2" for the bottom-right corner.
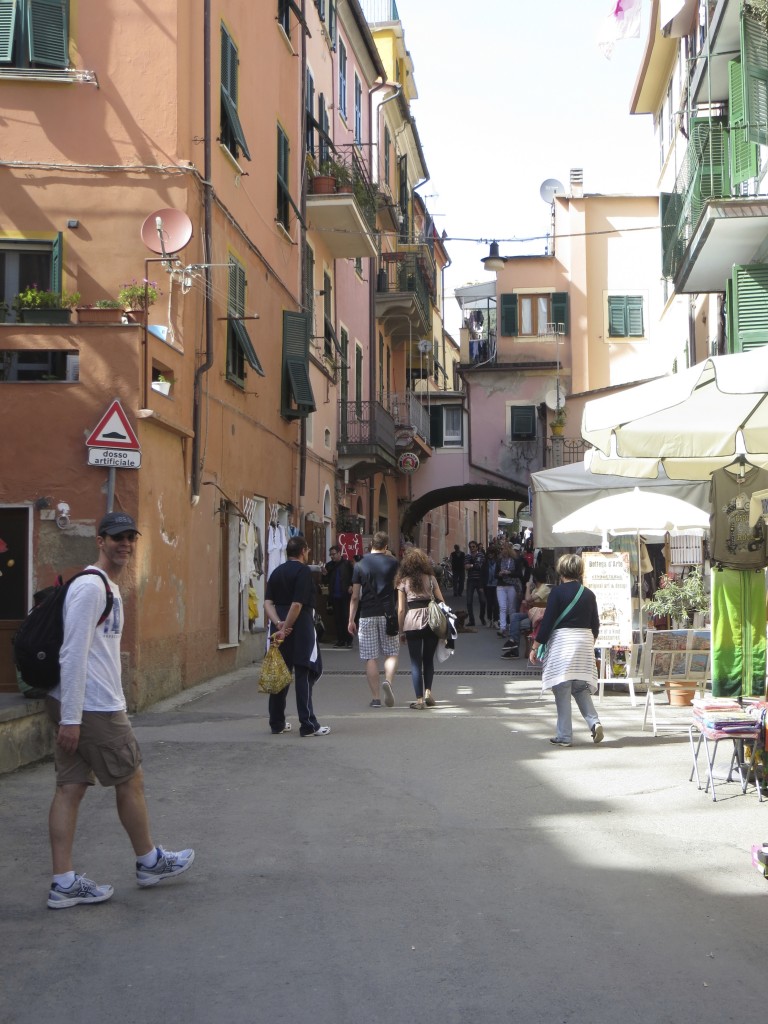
[
  {"x1": 390, "y1": 391, "x2": 430, "y2": 444},
  {"x1": 339, "y1": 399, "x2": 395, "y2": 451},
  {"x1": 661, "y1": 118, "x2": 729, "y2": 280},
  {"x1": 375, "y1": 245, "x2": 435, "y2": 332},
  {"x1": 547, "y1": 436, "x2": 589, "y2": 467},
  {"x1": 359, "y1": 0, "x2": 399, "y2": 21},
  {"x1": 307, "y1": 143, "x2": 378, "y2": 233}
]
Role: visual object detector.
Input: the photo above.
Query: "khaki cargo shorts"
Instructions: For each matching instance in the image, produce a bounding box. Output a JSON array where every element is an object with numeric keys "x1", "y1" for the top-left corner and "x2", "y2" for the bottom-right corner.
[{"x1": 46, "y1": 699, "x2": 143, "y2": 787}]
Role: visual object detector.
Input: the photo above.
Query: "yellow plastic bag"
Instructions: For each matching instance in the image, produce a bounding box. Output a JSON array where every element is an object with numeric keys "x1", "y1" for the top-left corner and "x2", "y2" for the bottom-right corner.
[{"x1": 258, "y1": 639, "x2": 292, "y2": 694}]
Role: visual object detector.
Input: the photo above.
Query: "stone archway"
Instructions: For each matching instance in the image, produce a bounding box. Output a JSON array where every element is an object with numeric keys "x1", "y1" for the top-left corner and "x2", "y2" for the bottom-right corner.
[{"x1": 400, "y1": 482, "x2": 527, "y2": 539}]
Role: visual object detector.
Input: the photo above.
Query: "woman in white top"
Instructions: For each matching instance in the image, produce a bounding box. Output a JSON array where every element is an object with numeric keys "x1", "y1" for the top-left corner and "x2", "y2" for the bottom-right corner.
[{"x1": 396, "y1": 547, "x2": 446, "y2": 709}]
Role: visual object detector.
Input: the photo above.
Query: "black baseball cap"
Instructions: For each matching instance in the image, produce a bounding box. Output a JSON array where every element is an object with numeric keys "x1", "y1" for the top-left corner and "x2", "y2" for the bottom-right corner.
[{"x1": 98, "y1": 511, "x2": 141, "y2": 537}]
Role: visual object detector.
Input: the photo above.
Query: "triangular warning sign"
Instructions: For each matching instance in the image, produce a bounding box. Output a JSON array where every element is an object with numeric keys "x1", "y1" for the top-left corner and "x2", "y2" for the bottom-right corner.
[{"x1": 85, "y1": 400, "x2": 141, "y2": 450}]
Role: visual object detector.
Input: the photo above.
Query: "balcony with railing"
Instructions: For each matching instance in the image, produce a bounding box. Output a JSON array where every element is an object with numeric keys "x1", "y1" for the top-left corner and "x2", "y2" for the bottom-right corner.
[
  {"x1": 337, "y1": 399, "x2": 397, "y2": 478},
  {"x1": 390, "y1": 390, "x2": 430, "y2": 446},
  {"x1": 374, "y1": 243, "x2": 435, "y2": 343},
  {"x1": 359, "y1": 0, "x2": 400, "y2": 22},
  {"x1": 306, "y1": 145, "x2": 378, "y2": 259},
  {"x1": 662, "y1": 115, "x2": 768, "y2": 293}
]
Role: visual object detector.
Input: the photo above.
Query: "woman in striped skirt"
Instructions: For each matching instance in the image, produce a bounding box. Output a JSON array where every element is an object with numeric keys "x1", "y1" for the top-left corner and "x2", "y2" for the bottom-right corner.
[{"x1": 530, "y1": 553, "x2": 604, "y2": 747}]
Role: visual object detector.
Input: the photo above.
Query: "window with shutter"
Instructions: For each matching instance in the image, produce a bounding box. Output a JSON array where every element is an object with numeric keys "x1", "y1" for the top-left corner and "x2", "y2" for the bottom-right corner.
[
  {"x1": 731, "y1": 264, "x2": 768, "y2": 351},
  {"x1": 338, "y1": 39, "x2": 347, "y2": 118},
  {"x1": 354, "y1": 73, "x2": 362, "y2": 145},
  {"x1": 429, "y1": 405, "x2": 443, "y2": 448},
  {"x1": 742, "y1": 13, "x2": 768, "y2": 147},
  {"x1": 0, "y1": 0, "x2": 68, "y2": 69},
  {"x1": 443, "y1": 406, "x2": 462, "y2": 446},
  {"x1": 355, "y1": 344, "x2": 363, "y2": 417},
  {"x1": 607, "y1": 295, "x2": 645, "y2": 339},
  {"x1": 220, "y1": 25, "x2": 251, "y2": 161},
  {"x1": 551, "y1": 293, "x2": 568, "y2": 335},
  {"x1": 282, "y1": 311, "x2": 315, "y2": 419},
  {"x1": 510, "y1": 406, "x2": 536, "y2": 440},
  {"x1": 729, "y1": 58, "x2": 759, "y2": 186},
  {"x1": 305, "y1": 68, "x2": 315, "y2": 158},
  {"x1": 277, "y1": 125, "x2": 290, "y2": 228},
  {"x1": 688, "y1": 117, "x2": 728, "y2": 229},
  {"x1": 0, "y1": 236, "x2": 58, "y2": 322},
  {"x1": 499, "y1": 294, "x2": 518, "y2": 337},
  {"x1": 277, "y1": 0, "x2": 289, "y2": 33},
  {"x1": 226, "y1": 258, "x2": 263, "y2": 384}
]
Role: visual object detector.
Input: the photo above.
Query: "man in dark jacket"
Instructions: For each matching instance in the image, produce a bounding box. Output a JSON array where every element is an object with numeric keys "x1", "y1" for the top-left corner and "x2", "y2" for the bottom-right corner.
[
  {"x1": 323, "y1": 545, "x2": 353, "y2": 648},
  {"x1": 264, "y1": 536, "x2": 329, "y2": 737},
  {"x1": 464, "y1": 541, "x2": 487, "y2": 626},
  {"x1": 450, "y1": 544, "x2": 465, "y2": 597}
]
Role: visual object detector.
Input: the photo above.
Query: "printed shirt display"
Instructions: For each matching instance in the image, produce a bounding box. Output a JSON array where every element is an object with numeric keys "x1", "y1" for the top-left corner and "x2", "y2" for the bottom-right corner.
[{"x1": 709, "y1": 466, "x2": 768, "y2": 570}]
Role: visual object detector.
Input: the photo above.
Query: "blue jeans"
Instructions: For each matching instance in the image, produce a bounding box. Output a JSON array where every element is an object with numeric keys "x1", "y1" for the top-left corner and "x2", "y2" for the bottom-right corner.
[
  {"x1": 507, "y1": 612, "x2": 530, "y2": 643},
  {"x1": 552, "y1": 679, "x2": 599, "y2": 743}
]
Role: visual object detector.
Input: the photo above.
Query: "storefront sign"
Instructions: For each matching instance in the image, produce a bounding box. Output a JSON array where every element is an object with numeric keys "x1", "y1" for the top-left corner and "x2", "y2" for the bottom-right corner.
[
  {"x1": 583, "y1": 551, "x2": 632, "y2": 648},
  {"x1": 398, "y1": 452, "x2": 419, "y2": 474}
]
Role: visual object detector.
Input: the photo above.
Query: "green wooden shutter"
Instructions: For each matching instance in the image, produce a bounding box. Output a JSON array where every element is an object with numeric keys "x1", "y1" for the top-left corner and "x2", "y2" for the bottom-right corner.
[
  {"x1": 282, "y1": 311, "x2": 315, "y2": 419},
  {"x1": 729, "y1": 58, "x2": 758, "y2": 186},
  {"x1": 220, "y1": 25, "x2": 251, "y2": 161},
  {"x1": 228, "y1": 258, "x2": 245, "y2": 315},
  {"x1": 626, "y1": 296, "x2": 644, "y2": 337},
  {"x1": 607, "y1": 295, "x2": 627, "y2": 337},
  {"x1": 688, "y1": 117, "x2": 728, "y2": 229},
  {"x1": 0, "y1": 0, "x2": 17, "y2": 64},
  {"x1": 725, "y1": 277, "x2": 736, "y2": 354},
  {"x1": 731, "y1": 264, "x2": 768, "y2": 351},
  {"x1": 429, "y1": 405, "x2": 443, "y2": 448},
  {"x1": 499, "y1": 293, "x2": 517, "y2": 336},
  {"x1": 742, "y1": 14, "x2": 768, "y2": 147},
  {"x1": 551, "y1": 292, "x2": 568, "y2": 335},
  {"x1": 50, "y1": 231, "x2": 62, "y2": 293},
  {"x1": 28, "y1": 0, "x2": 68, "y2": 68}
]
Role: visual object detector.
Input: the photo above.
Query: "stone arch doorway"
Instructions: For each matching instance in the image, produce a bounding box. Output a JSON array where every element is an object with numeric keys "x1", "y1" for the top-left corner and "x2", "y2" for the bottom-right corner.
[{"x1": 400, "y1": 483, "x2": 526, "y2": 540}]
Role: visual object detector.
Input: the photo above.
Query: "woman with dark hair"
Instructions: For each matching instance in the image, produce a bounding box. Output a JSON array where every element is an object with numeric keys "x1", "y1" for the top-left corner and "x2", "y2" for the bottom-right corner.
[
  {"x1": 396, "y1": 547, "x2": 446, "y2": 709},
  {"x1": 530, "y1": 553, "x2": 603, "y2": 747}
]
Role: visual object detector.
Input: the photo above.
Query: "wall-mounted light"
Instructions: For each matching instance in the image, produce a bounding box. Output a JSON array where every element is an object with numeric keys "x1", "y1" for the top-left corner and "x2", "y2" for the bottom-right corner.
[
  {"x1": 482, "y1": 240, "x2": 505, "y2": 273},
  {"x1": 66, "y1": 219, "x2": 79, "y2": 229}
]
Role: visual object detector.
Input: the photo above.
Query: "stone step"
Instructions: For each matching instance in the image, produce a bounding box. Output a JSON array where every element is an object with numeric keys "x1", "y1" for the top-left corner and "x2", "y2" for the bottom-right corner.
[{"x1": 0, "y1": 694, "x2": 53, "y2": 775}]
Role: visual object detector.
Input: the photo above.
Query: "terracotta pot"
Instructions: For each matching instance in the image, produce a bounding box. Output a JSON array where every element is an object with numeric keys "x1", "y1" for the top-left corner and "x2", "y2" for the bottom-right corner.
[
  {"x1": 123, "y1": 309, "x2": 146, "y2": 324},
  {"x1": 311, "y1": 175, "x2": 336, "y2": 195},
  {"x1": 77, "y1": 307, "x2": 123, "y2": 324},
  {"x1": 665, "y1": 681, "x2": 698, "y2": 706}
]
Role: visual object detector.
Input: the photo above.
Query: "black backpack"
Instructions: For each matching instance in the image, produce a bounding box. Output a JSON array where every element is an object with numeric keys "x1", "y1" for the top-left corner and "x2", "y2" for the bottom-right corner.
[{"x1": 13, "y1": 570, "x2": 113, "y2": 693}]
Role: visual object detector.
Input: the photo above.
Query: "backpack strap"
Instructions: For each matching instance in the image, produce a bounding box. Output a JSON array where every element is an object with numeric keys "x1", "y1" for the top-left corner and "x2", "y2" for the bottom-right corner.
[{"x1": 68, "y1": 569, "x2": 114, "y2": 625}]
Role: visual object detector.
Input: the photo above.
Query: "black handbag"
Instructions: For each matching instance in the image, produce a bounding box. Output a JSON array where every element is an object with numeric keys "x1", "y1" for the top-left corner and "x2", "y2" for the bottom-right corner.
[
  {"x1": 313, "y1": 609, "x2": 325, "y2": 643},
  {"x1": 384, "y1": 603, "x2": 399, "y2": 636}
]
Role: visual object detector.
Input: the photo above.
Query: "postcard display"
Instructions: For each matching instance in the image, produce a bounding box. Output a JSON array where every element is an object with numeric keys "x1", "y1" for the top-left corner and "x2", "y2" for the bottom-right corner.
[
  {"x1": 641, "y1": 629, "x2": 711, "y2": 688},
  {"x1": 709, "y1": 467, "x2": 768, "y2": 699}
]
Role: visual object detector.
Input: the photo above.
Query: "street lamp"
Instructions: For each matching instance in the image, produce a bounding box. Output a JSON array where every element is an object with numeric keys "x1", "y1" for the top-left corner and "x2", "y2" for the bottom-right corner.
[{"x1": 482, "y1": 241, "x2": 506, "y2": 273}]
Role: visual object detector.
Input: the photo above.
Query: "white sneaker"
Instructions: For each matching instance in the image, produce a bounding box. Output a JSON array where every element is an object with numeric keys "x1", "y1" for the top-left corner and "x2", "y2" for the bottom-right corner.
[
  {"x1": 381, "y1": 681, "x2": 395, "y2": 707},
  {"x1": 47, "y1": 874, "x2": 114, "y2": 909},
  {"x1": 312, "y1": 726, "x2": 331, "y2": 736},
  {"x1": 136, "y1": 846, "x2": 195, "y2": 887}
]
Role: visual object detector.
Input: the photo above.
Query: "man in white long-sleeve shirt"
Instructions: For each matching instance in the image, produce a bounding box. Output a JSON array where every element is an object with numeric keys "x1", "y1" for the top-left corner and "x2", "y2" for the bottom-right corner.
[{"x1": 45, "y1": 511, "x2": 194, "y2": 909}]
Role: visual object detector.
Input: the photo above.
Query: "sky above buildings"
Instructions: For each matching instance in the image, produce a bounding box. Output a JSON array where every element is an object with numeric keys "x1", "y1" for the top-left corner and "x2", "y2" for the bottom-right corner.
[{"x1": 393, "y1": 0, "x2": 659, "y2": 337}]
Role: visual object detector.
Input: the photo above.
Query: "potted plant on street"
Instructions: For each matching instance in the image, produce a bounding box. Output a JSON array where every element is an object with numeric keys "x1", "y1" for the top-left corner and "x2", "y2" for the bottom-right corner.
[
  {"x1": 118, "y1": 279, "x2": 159, "y2": 322},
  {"x1": 646, "y1": 568, "x2": 709, "y2": 705},
  {"x1": 76, "y1": 298, "x2": 124, "y2": 324},
  {"x1": 13, "y1": 285, "x2": 81, "y2": 325}
]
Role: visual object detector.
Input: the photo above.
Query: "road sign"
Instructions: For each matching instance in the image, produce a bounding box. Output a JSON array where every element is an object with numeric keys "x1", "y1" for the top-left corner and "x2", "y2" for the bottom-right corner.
[
  {"x1": 85, "y1": 400, "x2": 141, "y2": 450},
  {"x1": 88, "y1": 448, "x2": 141, "y2": 469}
]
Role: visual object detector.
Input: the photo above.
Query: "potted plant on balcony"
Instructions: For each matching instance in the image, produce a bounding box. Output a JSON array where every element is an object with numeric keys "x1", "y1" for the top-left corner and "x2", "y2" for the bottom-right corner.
[
  {"x1": 330, "y1": 157, "x2": 354, "y2": 194},
  {"x1": 0, "y1": 300, "x2": 8, "y2": 324},
  {"x1": 551, "y1": 406, "x2": 567, "y2": 436},
  {"x1": 76, "y1": 298, "x2": 125, "y2": 324},
  {"x1": 311, "y1": 159, "x2": 337, "y2": 195},
  {"x1": 13, "y1": 285, "x2": 81, "y2": 325},
  {"x1": 118, "y1": 279, "x2": 159, "y2": 322}
]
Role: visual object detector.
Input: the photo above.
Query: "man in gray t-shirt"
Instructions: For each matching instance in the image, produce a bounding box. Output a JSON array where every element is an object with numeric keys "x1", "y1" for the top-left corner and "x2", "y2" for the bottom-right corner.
[{"x1": 348, "y1": 531, "x2": 400, "y2": 708}]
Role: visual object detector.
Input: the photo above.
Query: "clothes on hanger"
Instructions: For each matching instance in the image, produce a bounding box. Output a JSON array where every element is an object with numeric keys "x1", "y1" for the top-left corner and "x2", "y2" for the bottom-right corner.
[{"x1": 709, "y1": 465, "x2": 768, "y2": 570}]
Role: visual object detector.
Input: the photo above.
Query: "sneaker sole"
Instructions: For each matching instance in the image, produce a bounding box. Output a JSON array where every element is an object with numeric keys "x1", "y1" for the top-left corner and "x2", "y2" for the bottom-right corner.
[
  {"x1": 381, "y1": 681, "x2": 395, "y2": 707},
  {"x1": 136, "y1": 850, "x2": 195, "y2": 888}
]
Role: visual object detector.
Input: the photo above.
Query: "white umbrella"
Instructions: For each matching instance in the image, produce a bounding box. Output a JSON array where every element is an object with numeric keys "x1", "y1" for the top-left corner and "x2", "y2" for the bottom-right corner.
[
  {"x1": 552, "y1": 488, "x2": 709, "y2": 634},
  {"x1": 582, "y1": 349, "x2": 768, "y2": 479}
]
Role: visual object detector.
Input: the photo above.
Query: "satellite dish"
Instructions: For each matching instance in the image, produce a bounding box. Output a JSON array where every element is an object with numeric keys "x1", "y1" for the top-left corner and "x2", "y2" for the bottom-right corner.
[
  {"x1": 539, "y1": 178, "x2": 565, "y2": 204},
  {"x1": 141, "y1": 208, "x2": 193, "y2": 255},
  {"x1": 545, "y1": 385, "x2": 568, "y2": 411}
]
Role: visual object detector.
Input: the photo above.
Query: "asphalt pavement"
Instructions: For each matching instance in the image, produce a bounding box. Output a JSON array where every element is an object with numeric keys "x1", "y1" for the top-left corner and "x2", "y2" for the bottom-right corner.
[{"x1": 2, "y1": 613, "x2": 767, "y2": 1024}]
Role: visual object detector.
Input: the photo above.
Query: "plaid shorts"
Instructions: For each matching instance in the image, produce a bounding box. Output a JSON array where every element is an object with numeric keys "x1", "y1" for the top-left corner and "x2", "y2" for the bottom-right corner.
[{"x1": 358, "y1": 616, "x2": 401, "y2": 661}]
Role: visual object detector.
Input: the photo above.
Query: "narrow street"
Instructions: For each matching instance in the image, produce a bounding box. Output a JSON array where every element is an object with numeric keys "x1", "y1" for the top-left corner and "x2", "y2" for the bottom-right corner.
[{"x1": 2, "y1": 621, "x2": 765, "y2": 1024}]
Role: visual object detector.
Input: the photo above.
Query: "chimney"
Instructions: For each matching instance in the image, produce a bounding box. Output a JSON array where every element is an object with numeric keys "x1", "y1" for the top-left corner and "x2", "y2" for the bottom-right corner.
[{"x1": 570, "y1": 167, "x2": 583, "y2": 199}]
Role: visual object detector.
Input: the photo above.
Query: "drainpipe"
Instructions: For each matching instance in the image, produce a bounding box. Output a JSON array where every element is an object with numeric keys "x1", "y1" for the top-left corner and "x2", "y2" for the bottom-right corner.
[
  {"x1": 191, "y1": 0, "x2": 214, "y2": 505},
  {"x1": 298, "y1": 0, "x2": 308, "y2": 517}
]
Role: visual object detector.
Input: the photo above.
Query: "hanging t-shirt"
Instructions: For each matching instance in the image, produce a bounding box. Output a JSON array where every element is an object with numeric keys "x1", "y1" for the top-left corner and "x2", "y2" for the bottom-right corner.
[{"x1": 709, "y1": 465, "x2": 768, "y2": 570}]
